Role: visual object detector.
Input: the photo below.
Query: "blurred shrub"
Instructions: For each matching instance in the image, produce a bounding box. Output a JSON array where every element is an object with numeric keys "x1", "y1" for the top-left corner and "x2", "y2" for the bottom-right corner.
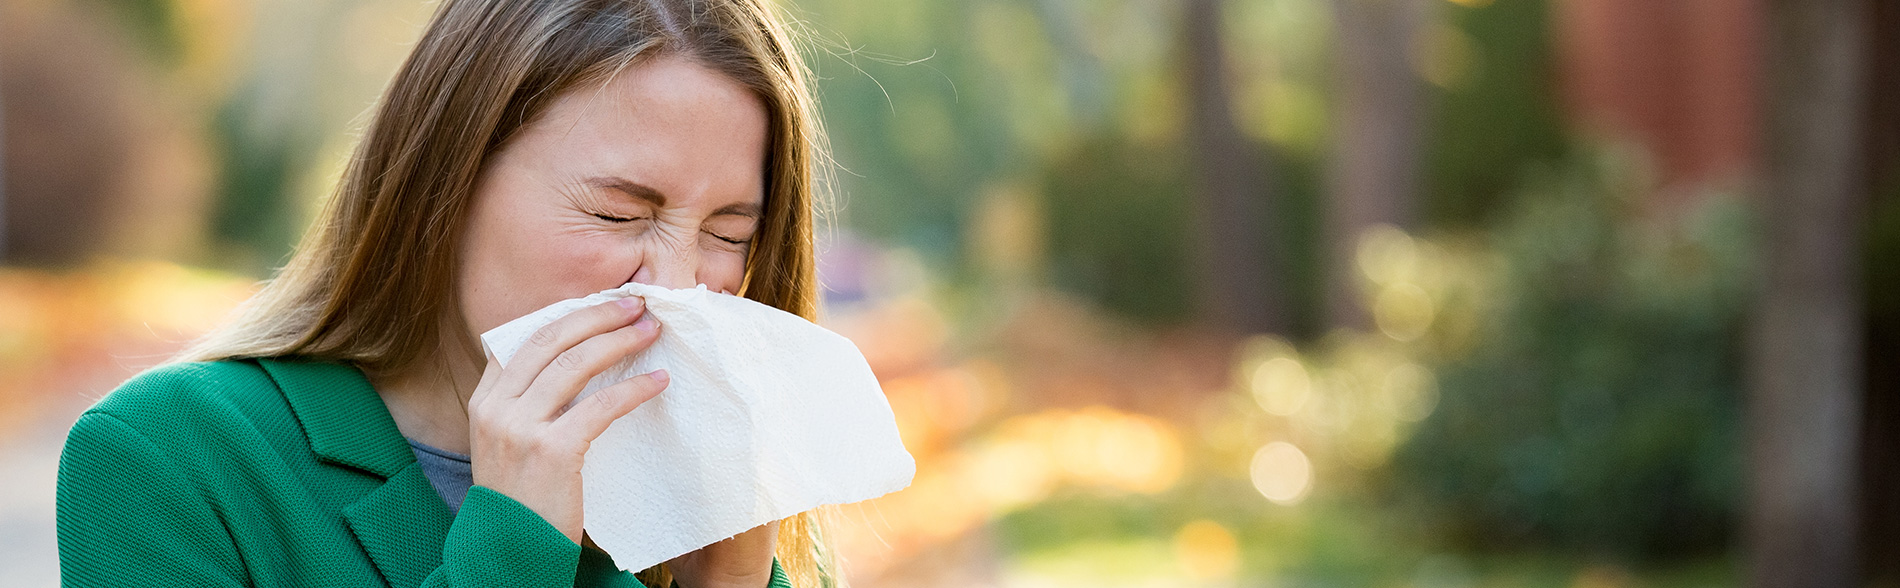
[
  {"x1": 1422, "y1": 0, "x2": 1568, "y2": 229},
  {"x1": 1039, "y1": 136, "x2": 1196, "y2": 323},
  {"x1": 1391, "y1": 151, "x2": 1753, "y2": 560}
]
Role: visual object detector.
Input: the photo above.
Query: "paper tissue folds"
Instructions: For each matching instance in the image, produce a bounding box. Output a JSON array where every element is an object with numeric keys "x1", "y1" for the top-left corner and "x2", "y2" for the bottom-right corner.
[{"x1": 480, "y1": 282, "x2": 915, "y2": 572}]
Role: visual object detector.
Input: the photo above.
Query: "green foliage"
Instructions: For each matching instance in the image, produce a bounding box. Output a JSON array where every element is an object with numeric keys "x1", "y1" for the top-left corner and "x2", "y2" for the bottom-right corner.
[
  {"x1": 1392, "y1": 152, "x2": 1753, "y2": 560},
  {"x1": 801, "y1": 0, "x2": 1019, "y2": 267},
  {"x1": 96, "y1": 0, "x2": 182, "y2": 63},
  {"x1": 1269, "y1": 150, "x2": 1329, "y2": 338},
  {"x1": 1866, "y1": 164, "x2": 1900, "y2": 325},
  {"x1": 1422, "y1": 0, "x2": 1569, "y2": 228},
  {"x1": 207, "y1": 94, "x2": 308, "y2": 273},
  {"x1": 1037, "y1": 135, "x2": 1197, "y2": 323}
]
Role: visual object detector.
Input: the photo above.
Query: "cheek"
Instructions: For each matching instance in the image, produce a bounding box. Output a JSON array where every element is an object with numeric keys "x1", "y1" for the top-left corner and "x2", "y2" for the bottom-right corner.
[{"x1": 457, "y1": 197, "x2": 639, "y2": 333}]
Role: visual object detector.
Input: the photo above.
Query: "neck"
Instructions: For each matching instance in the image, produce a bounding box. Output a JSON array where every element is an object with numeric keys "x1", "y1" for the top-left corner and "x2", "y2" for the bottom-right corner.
[{"x1": 367, "y1": 332, "x2": 485, "y2": 455}]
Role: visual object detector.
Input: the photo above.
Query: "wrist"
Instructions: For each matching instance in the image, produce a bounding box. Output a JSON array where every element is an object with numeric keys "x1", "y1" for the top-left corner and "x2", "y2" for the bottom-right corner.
[
  {"x1": 669, "y1": 563, "x2": 774, "y2": 588},
  {"x1": 676, "y1": 577, "x2": 771, "y2": 588}
]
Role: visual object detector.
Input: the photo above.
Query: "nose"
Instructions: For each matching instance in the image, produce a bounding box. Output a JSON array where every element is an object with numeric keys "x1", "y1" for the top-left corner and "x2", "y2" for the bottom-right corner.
[{"x1": 629, "y1": 245, "x2": 701, "y2": 290}]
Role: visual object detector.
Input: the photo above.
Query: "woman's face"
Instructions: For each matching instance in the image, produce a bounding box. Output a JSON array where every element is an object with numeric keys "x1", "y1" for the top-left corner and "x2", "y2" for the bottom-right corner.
[{"x1": 456, "y1": 54, "x2": 769, "y2": 338}]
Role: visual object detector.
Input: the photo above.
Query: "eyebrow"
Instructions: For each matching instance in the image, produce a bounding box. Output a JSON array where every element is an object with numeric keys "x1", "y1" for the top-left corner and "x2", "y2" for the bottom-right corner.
[
  {"x1": 585, "y1": 176, "x2": 762, "y2": 219},
  {"x1": 587, "y1": 176, "x2": 665, "y2": 207}
]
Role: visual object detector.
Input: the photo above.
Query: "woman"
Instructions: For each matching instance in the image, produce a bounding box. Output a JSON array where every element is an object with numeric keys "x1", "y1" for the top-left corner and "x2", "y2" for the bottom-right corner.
[{"x1": 55, "y1": 0, "x2": 839, "y2": 586}]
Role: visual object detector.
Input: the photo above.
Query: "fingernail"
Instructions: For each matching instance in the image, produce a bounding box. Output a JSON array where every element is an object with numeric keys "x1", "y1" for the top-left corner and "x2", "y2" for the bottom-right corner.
[
  {"x1": 615, "y1": 297, "x2": 643, "y2": 311},
  {"x1": 634, "y1": 314, "x2": 658, "y2": 332},
  {"x1": 650, "y1": 369, "x2": 669, "y2": 382}
]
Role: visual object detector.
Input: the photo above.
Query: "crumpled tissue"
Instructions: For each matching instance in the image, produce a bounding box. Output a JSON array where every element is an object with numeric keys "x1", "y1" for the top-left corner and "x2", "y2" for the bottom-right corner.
[{"x1": 479, "y1": 282, "x2": 914, "y2": 572}]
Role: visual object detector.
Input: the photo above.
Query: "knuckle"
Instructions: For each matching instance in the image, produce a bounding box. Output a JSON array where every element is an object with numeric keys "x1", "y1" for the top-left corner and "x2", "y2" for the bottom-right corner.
[
  {"x1": 466, "y1": 399, "x2": 496, "y2": 420},
  {"x1": 506, "y1": 423, "x2": 542, "y2": 445},
  {"x1": 553, "y1": 348, "x2": 587, "y2": 371},
  {"x1": 469, "y1": 414, "x2": 504, "y2": 436},
  {"x1": 588, "y1": 389, "x2": 619, "y2": 412},
  {"x1": 527, "y1": 324, "x2": 561, "y2": 351},
  {"x1": 537, "y1": 431, "x2": 588, "y2": 456}
]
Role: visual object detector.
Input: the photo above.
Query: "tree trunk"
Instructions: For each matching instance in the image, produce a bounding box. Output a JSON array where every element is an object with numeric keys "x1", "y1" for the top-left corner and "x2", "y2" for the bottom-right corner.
[
  {"x1": 1748, "y1": 0, "x2": 1866, "y2": 586},
  {"x1": 1325, "y1": 0, "x2": 1426, "y2": 331},
  {"x1": 1857, "y1": 0, "x2": 1900, "y2": 583},
  {"x1": 1182, "y1": 0, "x2": 1279, "y2": 334}
]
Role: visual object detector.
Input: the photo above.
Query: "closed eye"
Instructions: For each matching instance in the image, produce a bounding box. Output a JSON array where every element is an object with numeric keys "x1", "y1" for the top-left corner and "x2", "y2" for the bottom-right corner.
[
  {"x1": 591, "y1": 212, "x2": 644, "y2": 223},
  {"x1": 710, "y1": 233, "x2": 750, "y2": 245}
]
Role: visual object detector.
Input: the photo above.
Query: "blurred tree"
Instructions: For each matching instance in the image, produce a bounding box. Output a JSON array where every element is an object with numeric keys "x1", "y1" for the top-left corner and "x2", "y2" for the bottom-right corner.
[
  {"x1": 1859, "y1": 1, "x2": 1900, "y2": 583},
  {"x1": 0, "y1": 73, "x2": 6, "y2": 261},
  {"x1": 95, "y1": 0, "x2": 182, "y2": 64},
  {"x1": 1324, "y1": 0, "x2": 1426, "y2": 331},
  {"x1": 1182, "y1": 0, "x2": 1282, "y2": 334},
  {"x1": 1748, "y1": 0, "x2": 1866, "y2": 586},
  {"x1": 207, "y1": 90, "x2": 310, "y2": 272},
  {"x1": 1041, "y1": 136, "x2": 1196, "y2": 323},
  {"x1": 0, "y1": 1, "x2": 139, "y2": 266},
  {"x1": 1420, "y1": 0, "x2": 1567, "y2": 229},
  {"x1": 201, "y1": 0, "x2": 376, "y2": 273},
  {"x1": 799, "y1": 0, "x2": 1015, "y2": 272}
]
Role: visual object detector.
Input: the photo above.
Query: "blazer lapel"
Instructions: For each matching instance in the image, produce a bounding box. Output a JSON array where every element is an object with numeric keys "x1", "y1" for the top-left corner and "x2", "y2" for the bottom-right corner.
[
  {"x1": 342, "y1": 464, "x2": 454, "y2": 588},
  {"x1": 260, "y1": 357, "x2": 455, "y2": 588}
]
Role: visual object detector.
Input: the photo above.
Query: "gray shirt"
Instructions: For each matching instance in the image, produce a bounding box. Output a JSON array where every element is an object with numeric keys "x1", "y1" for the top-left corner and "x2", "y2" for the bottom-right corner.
[{"x1": 405, "y1": 437, "x2": 474, "y2": 514}]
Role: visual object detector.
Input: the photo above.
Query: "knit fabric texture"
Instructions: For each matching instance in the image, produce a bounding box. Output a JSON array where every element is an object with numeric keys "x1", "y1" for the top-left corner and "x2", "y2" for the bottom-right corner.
[{"x1": 57, "y1": 357, "x2": 794, "y2": 588}]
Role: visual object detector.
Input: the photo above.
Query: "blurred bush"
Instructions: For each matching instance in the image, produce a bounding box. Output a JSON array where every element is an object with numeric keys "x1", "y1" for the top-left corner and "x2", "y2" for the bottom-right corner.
[
  {"x1": 1422, "y1": 0, "x2": 1568, "y2": 228},
  {"x1": 1391, "y1": 150, "x2": 1753, "y2": 560},
  {"x1": 1039, "y1": 135, "x2": 1195, "y2": 323}
]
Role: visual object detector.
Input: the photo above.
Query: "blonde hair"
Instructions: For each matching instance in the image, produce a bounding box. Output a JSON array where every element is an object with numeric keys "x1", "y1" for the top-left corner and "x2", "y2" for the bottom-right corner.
[{"x1": 174, "y1": 0, "x2": 840, "y2": 585}]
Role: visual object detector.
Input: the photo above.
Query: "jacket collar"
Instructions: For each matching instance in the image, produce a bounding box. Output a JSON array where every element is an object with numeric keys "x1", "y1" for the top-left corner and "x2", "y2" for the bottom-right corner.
[
  {"x1": 259, "y1": 357, "x2": 417, "y2": 478},
  {"x1": 257, "y1": 357, "x2": 452, "y2": 588}
]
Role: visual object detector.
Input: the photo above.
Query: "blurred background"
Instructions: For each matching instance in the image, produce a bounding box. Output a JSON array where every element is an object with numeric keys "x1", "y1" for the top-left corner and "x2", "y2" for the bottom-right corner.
[{"x1": 0, "y1": 0, "x2": 1891, "y2": 586}]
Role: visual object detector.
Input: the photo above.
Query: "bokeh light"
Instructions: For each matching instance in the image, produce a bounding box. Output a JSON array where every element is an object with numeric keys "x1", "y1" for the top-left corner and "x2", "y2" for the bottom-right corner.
[
  {"x1": 1250, "y1": 356, "x2": 1312, "y2": 416},
  {"x1": 1249, "y1": 441, "x2": 1313, "y2": 505},
  {"x1": 1374, "y1": 282, "x2": 1436, "y2": 342},
  {"x1": 1173, "y1": 519, "x2": 1240, "y2": 582}
]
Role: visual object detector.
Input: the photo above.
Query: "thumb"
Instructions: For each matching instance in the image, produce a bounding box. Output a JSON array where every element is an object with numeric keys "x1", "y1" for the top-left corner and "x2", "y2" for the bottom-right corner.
[{"x1": 473, "y1": 342, "x2": 504, "y2": 398}]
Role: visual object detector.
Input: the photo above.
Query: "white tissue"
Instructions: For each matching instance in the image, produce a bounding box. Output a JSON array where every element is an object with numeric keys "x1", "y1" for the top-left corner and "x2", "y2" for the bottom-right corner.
[{"x1": 479, "y1": 282, "x2": 914, "y2": 572}]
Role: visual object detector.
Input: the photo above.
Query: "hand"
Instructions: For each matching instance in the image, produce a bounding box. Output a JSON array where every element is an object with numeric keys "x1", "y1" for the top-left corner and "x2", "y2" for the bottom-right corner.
[
  {"x1": 468, "y1": 296, "x2": 668, "y2": 544},
  {"x1": 668, "y1": 521, "x2": 780, "y2": 588}
]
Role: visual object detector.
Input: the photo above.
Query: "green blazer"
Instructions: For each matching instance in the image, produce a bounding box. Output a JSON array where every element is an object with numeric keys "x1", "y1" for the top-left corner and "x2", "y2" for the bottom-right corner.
[{"x1": 57, "y1": 357, "x2": 793, "y2": 588}]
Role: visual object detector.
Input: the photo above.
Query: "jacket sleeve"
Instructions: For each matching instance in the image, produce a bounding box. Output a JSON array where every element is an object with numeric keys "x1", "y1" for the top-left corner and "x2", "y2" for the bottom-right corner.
[
  {"x1": 768, "y1": 558, "x2": 793, "y2": 588},
  {"x1": 422, "y1": 485, "x2": 583, "y2": 587},
  {"x1": 57, "y1": 412, "x2": 249, "y2": 587}
]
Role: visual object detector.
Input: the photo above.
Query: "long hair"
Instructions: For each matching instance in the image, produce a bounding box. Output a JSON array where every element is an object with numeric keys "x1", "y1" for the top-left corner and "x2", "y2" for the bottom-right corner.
[{"x1": 173, "y1": 0, "x2": 839, "y2": 585}]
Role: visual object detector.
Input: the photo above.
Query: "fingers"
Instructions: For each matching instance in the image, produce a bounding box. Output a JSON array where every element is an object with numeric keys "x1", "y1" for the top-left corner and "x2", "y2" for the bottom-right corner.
[
  {"x1": 552, "y1": 369, "x2": 669, "y2": 442},
  {"x1": 463, "y1": 294, "x2": 667, "y2": 549},
  {"x1": 518, "y1": 310, "x2": 661, "y2": 413},
  {"x1": 491, "y1": 296, "x2": 647, "y2": 399}
]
